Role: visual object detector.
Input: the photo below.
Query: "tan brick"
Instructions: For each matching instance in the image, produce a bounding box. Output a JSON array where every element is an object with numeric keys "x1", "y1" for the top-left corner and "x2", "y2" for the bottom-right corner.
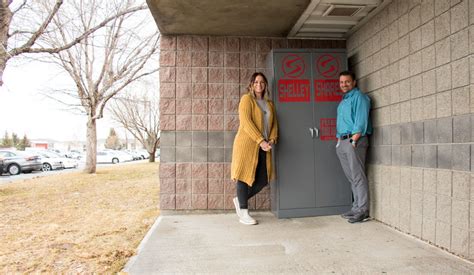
[
  {"x1": 436, "y1": 90, "x2": 452, "y2": 118},
  {"x1": 224, "y1": 84, "x2": 240, "y2": 98},
  {"x1": 160, "y1": 51, "x2": 176, "y2": 66},
  {"x1": 176, "y1": 67, "x2": 191, "y2": 83},
  {"x1": 209, "y1": 36, "x2": 224, "y2": 51},
  {"x1": 192, "y1": 194, "x2": 208, "y2": 209},
  {"x1": 192, "y1": 52, "x2": 208, "y2": 67},
  {"x1": 160, "y1": 115, "x2": 176, "y2": 130},
  {"x1": 192, "y1": 68, "x2": 208, "y2": 83},
  {"x1": 256, "y1": 38, "x2": 271, "y2": 52},
  {"x1": 160, "y1": 36, "x2": 176, "y2": 50},
  {"x1": 176, "y1": 83, "x2": 192, "y2": 98},
  {"x1": 225, "y1": 52, "x2": 240, "y2": 67},
  {"x1": 240, "y1": 38, "x2": 256, "y2": 52},
  {"x1": 225, "y1": 68, "x2": 240, "y2": 83},
  {"x1": 192, "y1": 36, "x2": 208, "y2": 51},
  {"x1": 208, "y1": 194, "x2": 224, "y2": 209},
  {"x1": 177, "y1": 35, "x2": 192, "y2": 51},
  {"x1": 192, "y1": 83, "x2": 208, "y2": 98},
  {"x1": 256, "y1": 194, "x2": 271, "y2": 210},
  {"x1": 208, "y1": 163, "x2": 224, "y2": 178},
  {"x1": 224, "y1": 178, "x2": 236, "y2": 194},
  {"x1": 240, "y1": 68, "x2": 254, "y2": 85},
  {"x1": 160, "y1": 67, "x2": 176, "y2": 82},
  {"x1": 160, "y1": 99, "x2": 176, "y2": 115},
  {"x1": 176, "y1": 99, "x2": 192, "y2": 114},
  {"x1": 176, "y1": 163, "x2": 192, "y2": 179},
  {"x1": 192, "y1": 179, "x2": 208, "y2": 194},
  {"x1": 225, "y1": 99, "x2": 239, "y2": 114},
  {"x1": 160, "y1": 178, "x2": 176, "y2": 193},
  {"x1": 224, "y1": 194, "x2": 235, "y2": 210},
  {"x1": 176, "y1": 51, "x2": 192, "y2": 67},
  {"x1": 192, "y1": 115, "x2": 208, "y2": 130},
  {"x1": 209, "y1": 68, "x2": 224, "y2": 83},
  {"x1": 256, "y1": 53, "x2": 268, "y2": 68},
  {"x1": 224, "y1": 164, "x2": 231, "y2": 179},
  {"x1": 208, "y1": 115, "x2": 224, "y2": 131},
  {"x1": 160, "y1": 163, "x2": 176, "y2": 178},
  {"x1": 176, "y1": 115, "x2": 192, "y2": 131},
  {"x1": 160, "y1": 83, "x2": 175, "y2": 98},
  {"x1": 209, "y1": 52, "x2": 224, "y2": 67},
  {"x1": 225, "y1": 115, "x2": 239, "y2": 131},
  {"x1": 192, "y1": 99, "x2": 208, "y2": 114},
  {"x1": 209, "y1": 99, "x2": 224, "y2": 114},
  {"x1": 437, "y1": 170, "x2": 452, "y2": 196},
  {"x1": 176, "y1": 194, "x2": 192, "y2": 209},
  {"x1": 225, "y1": 37, "x2": 240, "y2": 52},
  {"x1": 209, "y1": 83, "x2": 224, "y2": 98},
  {"x1": 452, "y1": 86, "x2": 470, "y2": 115},
  {"x1": 240, "y1": 52, "x2": 256, "y2": 68},
  {"x1": 160, "y1": 194, "x2": 176, "y2": 210},
  {"x1": 192, "y1": 163, "x2": 207, "y2": 178},
  {"x1": 175, "y1": 178, "x2": 192, "y2": 194},
  {"x1": 208, "y1": 179, "x2": 224, "y2": 194}
]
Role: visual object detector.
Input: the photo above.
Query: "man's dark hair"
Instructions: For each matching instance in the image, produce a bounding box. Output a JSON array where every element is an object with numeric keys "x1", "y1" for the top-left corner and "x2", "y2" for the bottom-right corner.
[{"x1": 339, "y1": 70, "x2": 356, "y2": 81}]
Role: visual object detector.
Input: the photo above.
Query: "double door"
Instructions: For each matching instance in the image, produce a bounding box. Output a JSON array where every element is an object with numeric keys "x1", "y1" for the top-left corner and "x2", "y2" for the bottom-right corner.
[{"x1": 269, "y1": 49, "x2": 352, "y2": 218}]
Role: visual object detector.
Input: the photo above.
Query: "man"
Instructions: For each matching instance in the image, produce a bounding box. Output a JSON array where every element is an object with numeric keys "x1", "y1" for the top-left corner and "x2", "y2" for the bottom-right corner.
[{"x1": 336, "y1": 71, "x2": 372, "y2": 223}]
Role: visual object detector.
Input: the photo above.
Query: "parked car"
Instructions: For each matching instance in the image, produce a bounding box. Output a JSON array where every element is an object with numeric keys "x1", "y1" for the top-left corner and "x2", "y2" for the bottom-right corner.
[
  {"x1": 28, "y1": 150, "x2": 79, "y2": 171},
  {"x1": 65, "y1": 150, "x2": 84, "y2": 160},
  {"x1": 0, "y1": 150, "x2": 43, "y2": 175},
  {"x1": 0, "y1": 158, "x2": 4, "y2": 175},
  {"x1": 97, "y1": 150, "x2": 132, "y2": 164},
  {"x1": 135, "y1": 149, "x2": 150, "y2": 159}
]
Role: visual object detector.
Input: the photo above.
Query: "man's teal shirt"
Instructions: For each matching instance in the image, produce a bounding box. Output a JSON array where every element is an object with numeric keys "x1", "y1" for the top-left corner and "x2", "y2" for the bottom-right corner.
[{"x1": 336, "y1": 87, "x2": 372, "y2": 138}]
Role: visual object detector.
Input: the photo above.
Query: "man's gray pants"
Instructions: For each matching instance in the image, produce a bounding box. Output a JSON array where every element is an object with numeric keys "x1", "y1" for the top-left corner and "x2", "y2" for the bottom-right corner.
[{"x1": 336, "y1": 136, "x2": 369, "y2": 214}]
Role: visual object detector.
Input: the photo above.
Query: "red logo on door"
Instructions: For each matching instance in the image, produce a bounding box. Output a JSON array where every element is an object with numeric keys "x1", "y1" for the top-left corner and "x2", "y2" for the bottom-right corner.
[
  {"x1": 314, "y1": 80, "x2": 342, "y2": 102},
  {"x1": 282, "y1": 54, "x2": 306, "y2": 79},
  {"x1": 316, "y1": 54, "x2": 340, "y2": 79},
  {"x1": 278, "y1": 79, "x2": 310, "y2": 102},
  {"x1": 320, "y1": 118, "x2": 337, "y2": 141}
]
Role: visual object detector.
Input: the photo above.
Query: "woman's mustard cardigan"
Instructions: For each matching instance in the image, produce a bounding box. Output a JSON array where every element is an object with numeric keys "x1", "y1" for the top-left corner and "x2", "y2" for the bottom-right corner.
[{"x1": 231, "y1": 93, "x2": 278, "y2": 186}]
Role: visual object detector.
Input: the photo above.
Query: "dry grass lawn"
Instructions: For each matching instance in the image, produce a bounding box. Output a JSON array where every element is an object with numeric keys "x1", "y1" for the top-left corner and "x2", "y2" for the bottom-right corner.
[{"x1": 0, "y1": 162, "x2": 160, "y2": 273}]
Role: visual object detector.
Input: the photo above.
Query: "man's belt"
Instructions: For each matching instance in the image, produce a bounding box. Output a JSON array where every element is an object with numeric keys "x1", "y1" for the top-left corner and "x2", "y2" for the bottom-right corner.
[{"x1": 340, "y1": 134, "x2": 353, "y2": 140}]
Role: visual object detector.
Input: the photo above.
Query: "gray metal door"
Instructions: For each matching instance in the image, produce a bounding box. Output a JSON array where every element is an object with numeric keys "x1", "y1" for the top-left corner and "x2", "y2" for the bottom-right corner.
[{"x1": 270, "y1": 49, "x2": 351, "y2": 218}]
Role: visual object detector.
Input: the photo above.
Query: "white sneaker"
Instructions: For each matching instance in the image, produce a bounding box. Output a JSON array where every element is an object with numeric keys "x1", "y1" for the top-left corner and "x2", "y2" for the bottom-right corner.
[
  {"x1": 239, "y1": 209, "x2": 257, "y2": 225},
  {"x1": 233, "y1": 197, "x2": 242, "y2": 218}
]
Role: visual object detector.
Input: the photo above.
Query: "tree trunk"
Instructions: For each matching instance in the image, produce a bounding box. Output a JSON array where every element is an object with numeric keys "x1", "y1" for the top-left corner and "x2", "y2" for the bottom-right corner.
[
  {"x1": 149, "y1": 152, "x2": 155, "y2": 163},
  {"x1": 85, "y1": 116, "x2": 97, "y2": 173},
  {"x1": 0, "y1": 1, "x2": 13, "y2": 86}
]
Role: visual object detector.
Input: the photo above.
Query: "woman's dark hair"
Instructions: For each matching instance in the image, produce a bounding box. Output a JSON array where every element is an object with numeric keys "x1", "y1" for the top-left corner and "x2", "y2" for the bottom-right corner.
[
  {"x1": 339, "y1": 70, "x2": 356, "y2": 81},
  {"x1": 246, "y1": 72, "x2": 269, "y2": 98}
]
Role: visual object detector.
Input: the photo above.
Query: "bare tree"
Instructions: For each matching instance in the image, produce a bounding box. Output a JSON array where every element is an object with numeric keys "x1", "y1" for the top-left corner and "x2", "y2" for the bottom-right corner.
[
  {"x1": 110, "y1": 90, "x2": 160, "y2": 162},
  {"x1": 0, "y1": 0, "x2": 146, "y2": 87},
  {"x1": 33, "y1": 0, "x2": 160, "y2": 173}
]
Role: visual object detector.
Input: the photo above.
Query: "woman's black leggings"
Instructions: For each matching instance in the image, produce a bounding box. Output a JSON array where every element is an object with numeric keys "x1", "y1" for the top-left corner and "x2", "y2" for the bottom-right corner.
[{"x1": 236, "y1": 149, "x2": 268, "y2": 209}]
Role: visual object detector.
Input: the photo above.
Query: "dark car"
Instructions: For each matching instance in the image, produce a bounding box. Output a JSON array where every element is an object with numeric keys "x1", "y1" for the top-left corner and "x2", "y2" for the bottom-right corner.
[
  {"x1": 0, "y1": 150, "x2": 43, "y2": 175},
  {"x1": 0, "y1": 158, "x2": 4, "y2": 175}
]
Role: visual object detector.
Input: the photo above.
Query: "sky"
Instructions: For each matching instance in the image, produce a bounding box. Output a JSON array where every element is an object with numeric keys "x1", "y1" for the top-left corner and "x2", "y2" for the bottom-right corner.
[{"x1": 0, "y1": 59, "x2": 121, "y2": 142}]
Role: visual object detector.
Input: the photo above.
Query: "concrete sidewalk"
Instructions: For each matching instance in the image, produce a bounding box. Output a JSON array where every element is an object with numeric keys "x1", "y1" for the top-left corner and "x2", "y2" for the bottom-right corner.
[{"x1": 124, "y1": 212, "x2": 474, "y2": 274}]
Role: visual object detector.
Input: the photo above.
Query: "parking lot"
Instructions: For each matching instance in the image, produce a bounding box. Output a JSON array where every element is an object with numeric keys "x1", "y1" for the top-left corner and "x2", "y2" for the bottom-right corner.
[{"x1": 0, "y1": 159, "x2": 148, "y2": 184}]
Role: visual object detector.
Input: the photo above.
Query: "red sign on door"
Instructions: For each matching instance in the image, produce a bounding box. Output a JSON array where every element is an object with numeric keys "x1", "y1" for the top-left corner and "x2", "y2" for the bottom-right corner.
[
  {"x1": 316, "y1": 54, "x2": 340, "y2": 79},
  {"x1": 314, "y1": 80, "x2": 342, "y2": 102},
  {"x1": 320, "y1": 118, "x2": 337, "y2": 141},
  {"x1": 278, "y1": 79, "x2": 310, "y2": 102}
]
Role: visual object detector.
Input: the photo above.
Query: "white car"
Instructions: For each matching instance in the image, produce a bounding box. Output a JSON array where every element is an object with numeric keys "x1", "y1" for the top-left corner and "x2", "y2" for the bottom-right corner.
[
  {"x1": 29, "y1": 150, "x2": 79, "y2": 171},
  {"x1": 97, "y1": 150, "x2": 133, "y2": 164}
]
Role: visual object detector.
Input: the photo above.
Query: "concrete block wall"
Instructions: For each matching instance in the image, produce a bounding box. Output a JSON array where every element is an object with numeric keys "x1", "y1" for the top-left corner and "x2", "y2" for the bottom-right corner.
[
  {"x1": 347, "y1": 0, "x2": 474, "y2": 259},
  {"x1": 158, "y1": 35, "x2": 345, "y2": 211}
]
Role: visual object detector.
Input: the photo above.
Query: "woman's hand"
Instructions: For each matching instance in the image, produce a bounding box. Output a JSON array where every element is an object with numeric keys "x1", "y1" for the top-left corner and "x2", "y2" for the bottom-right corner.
[{"x1": 260, "y1": 140, "x2": 272, "y2": 151}]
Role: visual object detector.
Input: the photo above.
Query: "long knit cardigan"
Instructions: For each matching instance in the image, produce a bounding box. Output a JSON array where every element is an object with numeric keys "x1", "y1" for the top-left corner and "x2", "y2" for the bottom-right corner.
[{"x1": 231, "y1": 93, "x2": 278, "y2": 186}]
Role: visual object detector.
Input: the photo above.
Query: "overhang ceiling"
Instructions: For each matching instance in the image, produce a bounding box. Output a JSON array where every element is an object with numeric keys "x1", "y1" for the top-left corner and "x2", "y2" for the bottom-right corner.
[{"x1": 146, "y1": 0, "x2": 389, "y2": 39}]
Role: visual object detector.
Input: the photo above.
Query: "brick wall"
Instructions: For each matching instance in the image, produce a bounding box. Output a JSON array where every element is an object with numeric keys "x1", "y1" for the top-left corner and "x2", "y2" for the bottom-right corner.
[
  {"x1": 158, "y1": 35, "x2": 345, "y2": 211},
  {"x1": 347, "y1": 0, "x2": 474, "y2": 259}
]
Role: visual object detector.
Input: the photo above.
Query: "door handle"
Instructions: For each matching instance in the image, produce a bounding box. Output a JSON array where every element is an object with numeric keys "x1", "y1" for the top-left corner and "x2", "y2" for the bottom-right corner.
[
  {"x1": 309, "y1": 127, "x2": 314, "y2": 138},
  {"x1": 314, "y1": 127, "x2": 319, "y2": 138}
]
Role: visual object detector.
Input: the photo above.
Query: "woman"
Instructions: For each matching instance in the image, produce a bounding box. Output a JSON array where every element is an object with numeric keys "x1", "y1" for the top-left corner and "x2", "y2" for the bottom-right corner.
[{"x1": 231, "y1": 72, "x2": 278, "y2": 225}]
